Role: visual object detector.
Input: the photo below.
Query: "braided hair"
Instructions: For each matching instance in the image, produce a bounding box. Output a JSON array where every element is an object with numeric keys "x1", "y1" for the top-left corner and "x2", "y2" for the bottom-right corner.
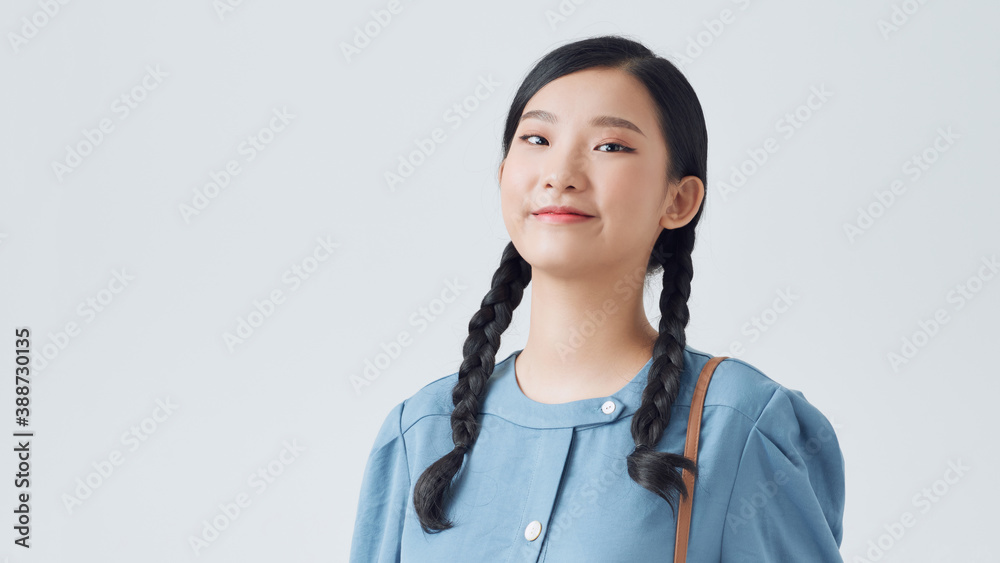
[{"x1": 413, "y1": 34, "x2": 708, "y2": 533}]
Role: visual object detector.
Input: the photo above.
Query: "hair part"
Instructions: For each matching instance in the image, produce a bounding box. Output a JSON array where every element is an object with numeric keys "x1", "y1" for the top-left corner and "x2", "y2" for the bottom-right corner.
[{"x1": 413, "y1": 34, "x2": 709, "y2": 533}]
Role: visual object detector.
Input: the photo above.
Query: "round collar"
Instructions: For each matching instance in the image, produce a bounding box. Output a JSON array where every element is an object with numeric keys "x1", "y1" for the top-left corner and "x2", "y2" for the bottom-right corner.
[{"x1": 479, "y1": 348, "x2": 660, "y2": 429}]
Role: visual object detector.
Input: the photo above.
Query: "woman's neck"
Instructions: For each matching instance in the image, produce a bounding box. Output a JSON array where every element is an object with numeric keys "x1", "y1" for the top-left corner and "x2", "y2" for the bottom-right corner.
[{"x1": 514, "y1": 266, "x2": 661, "y2": 404}]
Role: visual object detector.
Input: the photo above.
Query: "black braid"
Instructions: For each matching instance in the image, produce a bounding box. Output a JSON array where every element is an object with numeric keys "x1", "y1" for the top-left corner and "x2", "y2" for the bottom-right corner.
[
  {"x1": 626, "y1": 223, "x2": 699, "y2": 516},
  {"x1": 412, "y1": 242, "x2": 531, "y2": 533}
]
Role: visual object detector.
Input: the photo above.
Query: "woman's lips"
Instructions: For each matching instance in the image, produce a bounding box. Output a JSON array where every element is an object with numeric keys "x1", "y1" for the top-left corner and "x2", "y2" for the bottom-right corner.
[{"x1": 531, "y1": 212, "x2": 595, "y2": 224}]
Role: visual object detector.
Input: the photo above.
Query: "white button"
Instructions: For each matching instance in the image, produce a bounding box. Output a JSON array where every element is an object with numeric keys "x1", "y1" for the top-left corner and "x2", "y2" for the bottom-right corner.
[
  {"x1": 524, "y1": 520, "x2": 542, "y2": 541},
  {"x1": 601, "y1": 400, "x2": 616, "y2": 414}
]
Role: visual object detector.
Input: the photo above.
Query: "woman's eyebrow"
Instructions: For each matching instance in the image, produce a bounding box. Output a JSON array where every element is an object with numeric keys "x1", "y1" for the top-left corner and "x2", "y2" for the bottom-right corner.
[{"x1": 520, "y1": 109, "x2": 645, "y2": 137}]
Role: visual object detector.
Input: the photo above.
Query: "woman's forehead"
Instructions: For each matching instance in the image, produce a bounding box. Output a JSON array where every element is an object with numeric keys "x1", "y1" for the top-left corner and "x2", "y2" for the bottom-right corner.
[{"x1": 523, "y1": 69, "x2": 658, "y2": 129}]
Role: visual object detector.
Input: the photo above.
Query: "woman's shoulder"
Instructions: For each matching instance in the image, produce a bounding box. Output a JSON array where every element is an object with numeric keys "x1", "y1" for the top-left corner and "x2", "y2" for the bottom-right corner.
[
  {"x1": 366, "y1": 368, "x2": 459, "y2": 452},
  {"x1": 391, "y1": 349, "x2": 531, "y2": 433},
  {"x1": 687, "y1": 347, "x2": 847, "y2": 553},
  {"x1": 392, "y1": 359, "x2": 469, "y2": 434},
  {"x1": 682, "y1": 345, "x2": 828, "y2": 428}
]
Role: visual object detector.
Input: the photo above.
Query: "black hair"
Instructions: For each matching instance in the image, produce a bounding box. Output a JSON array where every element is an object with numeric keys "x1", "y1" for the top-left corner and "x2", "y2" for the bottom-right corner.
[{"x1": 413, "y1": 34, "x2": 709, "y2": 534}]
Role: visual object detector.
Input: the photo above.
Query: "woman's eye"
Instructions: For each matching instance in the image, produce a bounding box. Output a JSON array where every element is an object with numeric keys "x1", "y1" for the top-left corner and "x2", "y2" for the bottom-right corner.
[
  {"x1": 596, "y1": 142, "x2": 635, "y2": 153},
  {"x1": 518, "y1": 134, "x2": 548, "y2": 146},
  {"x1": 517, "y1": 135, "x2": 634, "y2": 153}
]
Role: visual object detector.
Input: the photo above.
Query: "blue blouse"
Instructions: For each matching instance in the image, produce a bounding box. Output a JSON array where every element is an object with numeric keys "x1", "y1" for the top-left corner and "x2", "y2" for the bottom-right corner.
[{"x1": 350, "y1": 346, "x2": 845, "y2": 562}]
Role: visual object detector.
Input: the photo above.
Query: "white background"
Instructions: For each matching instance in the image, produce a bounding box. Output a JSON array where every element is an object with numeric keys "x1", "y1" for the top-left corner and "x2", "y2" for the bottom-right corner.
[{"x1": 1, "y1": 0, "x2": 996, "y2": 561}]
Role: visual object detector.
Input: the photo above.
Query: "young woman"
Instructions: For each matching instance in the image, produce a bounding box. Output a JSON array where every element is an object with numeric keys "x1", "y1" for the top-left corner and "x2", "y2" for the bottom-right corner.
[{"x1": 350, "y1": 35, "x2": 845, "y2": 562}]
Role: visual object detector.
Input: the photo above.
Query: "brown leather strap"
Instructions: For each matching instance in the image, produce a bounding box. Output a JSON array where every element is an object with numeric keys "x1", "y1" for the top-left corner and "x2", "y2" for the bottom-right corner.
[{"x1": 674, "y1": 356, "x2": 727, "y2": 563}]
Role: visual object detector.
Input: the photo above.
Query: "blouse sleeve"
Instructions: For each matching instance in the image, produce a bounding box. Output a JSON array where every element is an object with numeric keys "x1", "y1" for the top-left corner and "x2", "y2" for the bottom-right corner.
[
  {"x1": 720, "y1": 387, "x2": 846, "y2": 562},
  {"x1": 349, "y1": 401, "x2": 410, "y2": 563}
]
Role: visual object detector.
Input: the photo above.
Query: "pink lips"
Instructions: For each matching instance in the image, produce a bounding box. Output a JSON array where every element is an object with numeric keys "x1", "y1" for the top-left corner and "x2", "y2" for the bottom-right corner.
[
  {"x1": 532, "y1": 213, "x2": 594, "y2": 224},
  {"x1": 532, "y1": 205, "x2": 595, "y2": 224}
]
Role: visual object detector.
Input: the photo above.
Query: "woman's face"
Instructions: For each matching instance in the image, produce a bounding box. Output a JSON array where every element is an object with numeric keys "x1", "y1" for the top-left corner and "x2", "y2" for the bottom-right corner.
[{"x1": 498, "y1": 67, "x2": 690, "y2": 278}]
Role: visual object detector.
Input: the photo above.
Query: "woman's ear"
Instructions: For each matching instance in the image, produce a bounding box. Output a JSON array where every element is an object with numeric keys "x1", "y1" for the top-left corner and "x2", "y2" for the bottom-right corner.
[
  {"x1": 497, "y1": 159, "x2": 505, "y2": 185},
  {"x1": 659, "y1": 175, "x2": 705, "y2": 229}
]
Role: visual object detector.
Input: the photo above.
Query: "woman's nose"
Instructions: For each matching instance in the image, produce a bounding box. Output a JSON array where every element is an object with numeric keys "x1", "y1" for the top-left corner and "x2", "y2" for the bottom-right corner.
[{"x1": 542, "y1": 144, "x2": 588, "y2": 191}]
